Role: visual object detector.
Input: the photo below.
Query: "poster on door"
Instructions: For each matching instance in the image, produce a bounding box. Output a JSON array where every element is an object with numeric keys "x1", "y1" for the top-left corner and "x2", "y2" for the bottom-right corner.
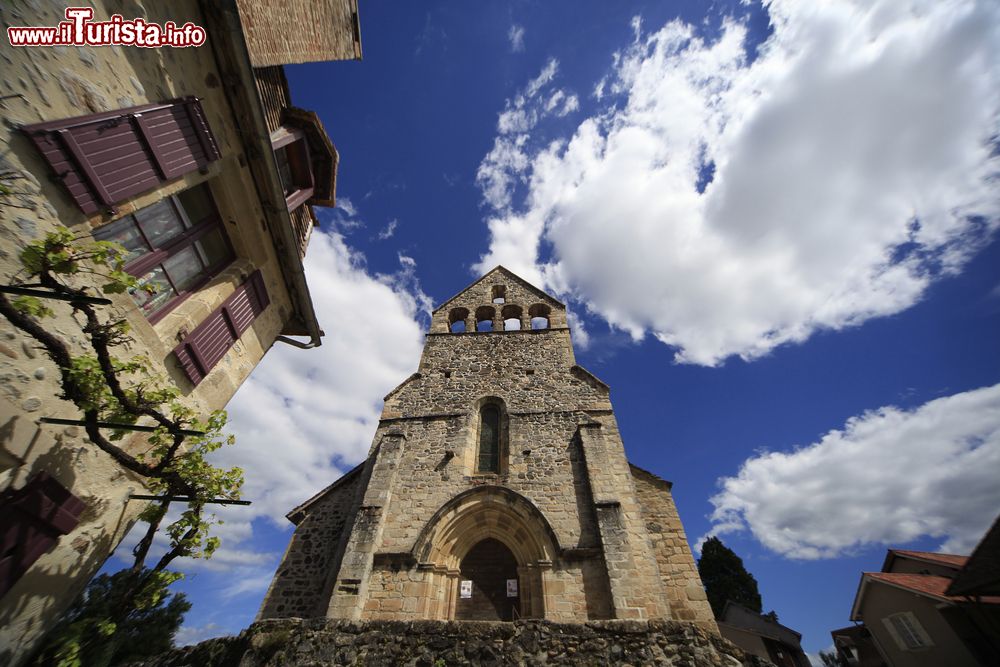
[
  {"x1": 506, "y1": 579, "x2": 518, "y2": 597},
  {"x1": 460, "y1": 580, "x2": 472, "y2": 598}
]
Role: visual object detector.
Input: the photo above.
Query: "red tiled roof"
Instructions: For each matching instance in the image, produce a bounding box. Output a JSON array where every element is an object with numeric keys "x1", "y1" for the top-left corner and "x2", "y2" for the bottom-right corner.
[
  {"x1": 890, "y1": 549, "x2": 968, "y2": 569},
  {"x1": 866, "y1": 572, "x2": 1000, "y2": 604}
]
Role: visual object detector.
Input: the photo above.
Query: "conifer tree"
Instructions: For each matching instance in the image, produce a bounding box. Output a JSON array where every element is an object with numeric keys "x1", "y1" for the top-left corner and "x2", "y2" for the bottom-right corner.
[
  {"x1": 697, "y1": 536, "x2": 763, "y2": 618},
  {"x1": 31, "y1": 568, "x2": 191, "y2": 667}
]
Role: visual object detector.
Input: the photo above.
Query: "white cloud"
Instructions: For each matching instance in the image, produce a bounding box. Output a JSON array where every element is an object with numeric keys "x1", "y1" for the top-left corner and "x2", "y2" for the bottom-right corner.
[
  {"x1": 476, "y1": 0, "x2": 1000, "y2": 366},
  {"x1": 174, "y1": 622, "x2": 228, "y2": 647},
  {"x1": 703, "y1": 384, "x2": 1000, "y2": 559},
  {"x1": 109, "y1": 224, "x2": 429, "y2": 589},
  {"x1": 565, "y1": 309, "x2": 591, "y2": 350},
  {"x1": 508, "y1": 24, "x2": 525, "y2": 53},
  {"x1": 218, "y1": 229, "x2": 428, "y2": 525},
  {"x1": 325, "y1": 197, "x2": 363, "y2": 232},
  {"x1": 526, "y1": 59, "x2": 558, "y2": 98},
  {"x1": 336, "y1": 197, "x2": 357, "y2": 217},
  {"x1": 544, "y1": 90, "x2": 579, "y2": 117},
  {"x1": 475, "y1": 59, "x2": 579, "y2": 263},
  {"x1": 376, "y1": 218, "x2": 398, "y2": 241}
]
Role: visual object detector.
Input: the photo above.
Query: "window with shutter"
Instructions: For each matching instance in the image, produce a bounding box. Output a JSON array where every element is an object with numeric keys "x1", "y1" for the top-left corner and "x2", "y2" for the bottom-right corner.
[
  {"x1": 92, "y1": 183, "x2": 234, "y2": 321},
  {"x1": 271, "y1": 127, "x2": 314, "y2": 211},
  {"x1": 21, "y1": 97, "x2": 220, "y2": 215},
  {"x1": 0, "y1": 473, "x2": 85, "y2": 599},
  {"x1": 884, "y1": 612, "x2": 933, "y2": 650},
  {"x1": 173, "y1": 270, "x2": 270, "y2": 386}
]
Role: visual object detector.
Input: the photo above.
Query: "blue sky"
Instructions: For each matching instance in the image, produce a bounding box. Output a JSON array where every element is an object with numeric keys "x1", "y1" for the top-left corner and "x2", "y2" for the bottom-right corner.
[{"x1": 108, "y1": 0, "x2": 1000, "y2": 659}]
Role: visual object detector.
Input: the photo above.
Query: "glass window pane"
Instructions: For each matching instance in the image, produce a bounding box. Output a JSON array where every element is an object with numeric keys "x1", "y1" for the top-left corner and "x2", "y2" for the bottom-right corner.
[
  {"x1": 93, "y1": 217, "x2": 147, "y2": 264},
  {"x1": 478, "y1": 405, "x2": 500, "y2": 473},
  {"x1": 177, "y1": 184, "x2": 214, "y2": 226},
  {"x1": 163, "y1": 246, "x2": 205, "y2": 293},
  {"x1": 135, "y1": 199, "x2": 185, "y2": 248},
  {"x1": 130, "y1": 266, "x2": 176, "y2": 315},
  {"x1": 275, "y1": 147, "x2": 295, "y2": 195},
  {"x1": 195, "y1": 228, "x2": 231, "y2": 269}
]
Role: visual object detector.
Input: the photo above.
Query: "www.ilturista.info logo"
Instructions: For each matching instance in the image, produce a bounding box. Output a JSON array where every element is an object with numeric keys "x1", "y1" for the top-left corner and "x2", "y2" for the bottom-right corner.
[{"x1": 7, "y1": 7, "x2": 206, "y2": 48}]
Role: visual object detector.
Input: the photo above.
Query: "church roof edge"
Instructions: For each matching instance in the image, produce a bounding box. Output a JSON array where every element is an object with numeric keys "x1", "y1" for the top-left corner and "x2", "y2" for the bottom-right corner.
[
  {"x1": 431, "y1": 265, "x2": 565, "y2": 315},
  {"x1": 286, "y1": 462, "x2": 364, "y2": 524}
]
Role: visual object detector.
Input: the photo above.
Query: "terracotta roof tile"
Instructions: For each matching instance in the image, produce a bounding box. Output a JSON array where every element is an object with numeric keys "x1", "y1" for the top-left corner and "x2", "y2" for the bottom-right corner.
[
  {"x1": 866, "y1": 572, "x2": 1000, "y2": 604},
  {"x1": 890, "y1": 549, "x2": 968, "y2": 568}
]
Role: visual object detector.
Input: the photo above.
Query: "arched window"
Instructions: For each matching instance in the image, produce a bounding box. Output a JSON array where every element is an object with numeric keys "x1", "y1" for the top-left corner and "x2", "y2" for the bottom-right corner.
[
  {"x1": 528, "y1": 304, "x2": 550, "y2": 330},
  {"x1": 449, "y1": 307, "x2": 469, "y2": 333},
  {"x1": 477, "y1": 404, "x2": 501, "y2": 473},
  {"x1": 492, "y1": 285, "x2": 506, "y2": 304},
  {"x1": 475, "y1": 306, "x2": 495, "y2": 332},
  {"x1": 501, "y1": 304, "x2": 522, "y2": 330}
]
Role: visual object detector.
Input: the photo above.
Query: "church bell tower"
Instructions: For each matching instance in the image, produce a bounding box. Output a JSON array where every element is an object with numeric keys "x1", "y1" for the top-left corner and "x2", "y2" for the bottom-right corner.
[{"x1": 259, "y1": 267, "x2": 716, "y2": 629}]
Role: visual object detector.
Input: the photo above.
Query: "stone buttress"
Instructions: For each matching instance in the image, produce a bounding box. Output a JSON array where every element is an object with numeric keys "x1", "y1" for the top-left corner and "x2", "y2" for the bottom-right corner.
[{"x1": 258, "y1": 266, "x2": 717, "y2": 631}]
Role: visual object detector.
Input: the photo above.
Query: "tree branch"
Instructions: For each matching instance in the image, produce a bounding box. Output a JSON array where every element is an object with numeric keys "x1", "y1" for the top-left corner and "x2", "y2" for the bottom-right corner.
[{"x1": 0, "y1": 293, "x2": 162, "y2": 480}]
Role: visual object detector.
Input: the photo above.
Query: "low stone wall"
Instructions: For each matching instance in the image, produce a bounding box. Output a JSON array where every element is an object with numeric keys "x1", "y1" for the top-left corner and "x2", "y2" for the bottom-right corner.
[{"x1": 136, "y1": 618, "x2": 773, "y2": 666}]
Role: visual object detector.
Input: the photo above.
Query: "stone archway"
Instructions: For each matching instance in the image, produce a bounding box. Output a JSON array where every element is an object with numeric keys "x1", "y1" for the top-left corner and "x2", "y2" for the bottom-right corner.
[
  {"x1": 455, "y1": 538, "x2": 519, "y2": 620},
  {"x1": 410, "y1": 486, "x2": 560, "y2": 620}
]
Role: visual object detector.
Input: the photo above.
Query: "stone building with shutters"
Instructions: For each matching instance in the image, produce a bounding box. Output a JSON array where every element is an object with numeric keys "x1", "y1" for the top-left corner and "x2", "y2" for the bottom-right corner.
[
  {"x1": 0, "y1": 1, "x2": 360, "y2": 663},
  {"x1": 258, "y1": 267, "x2": 717, "y2": 630}
]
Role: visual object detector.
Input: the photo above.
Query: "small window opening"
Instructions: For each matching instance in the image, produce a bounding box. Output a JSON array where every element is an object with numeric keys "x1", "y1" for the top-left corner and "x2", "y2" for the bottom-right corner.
[
  {"x1": 501, "y1": 304, "x2": 522, "y2": 331},
  {"x1": 492, "y1": 285, "x2": 506, "y2": 304},
  {"x1": 448, "y1": 307, "x2": 469, "y2": 333},
  {"x1": 475, "y1": 305, "x2": 495, "y2": 332},
  {"x1": 444, "y1": 371, "x2": 452, "y2": 378},
  {"x1": 528, "y1": 303, "x2": 551, "y2": 330},
  {"x1": 525, "y1": 369, "x2": 535, "y2": 375}
]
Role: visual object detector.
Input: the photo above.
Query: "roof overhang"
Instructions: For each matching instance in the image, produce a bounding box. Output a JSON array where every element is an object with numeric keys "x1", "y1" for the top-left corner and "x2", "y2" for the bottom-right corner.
[
  {"x1": 282, "y1": 106, "x2": 339, "y2": 207},
  {"x1": 199, "y1": 0, "x2": 322, "y2": 347},
  {"x1": 947, "y1": 513, "x2": 1000, "y2": 596}
]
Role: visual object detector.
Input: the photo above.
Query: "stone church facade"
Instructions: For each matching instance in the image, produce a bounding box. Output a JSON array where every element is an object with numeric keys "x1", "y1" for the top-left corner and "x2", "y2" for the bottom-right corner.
[{"x1": 259, "y1": 267, "x2": 716, "y2": 630}]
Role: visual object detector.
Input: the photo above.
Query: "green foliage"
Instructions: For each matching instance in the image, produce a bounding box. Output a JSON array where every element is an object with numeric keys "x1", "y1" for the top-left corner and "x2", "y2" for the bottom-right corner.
[
  {"x1": 697, "y1": 536, "x2": 764, "y2": 619},
  {"x1": 819, "y1": 649, "x2": 842, "y2": 667},
  {"x1": 31, "y1": 568, "x2": 191, "y2": 667},
  {"x1": 19, "y1": 229, "x2": 139, "y2": 293},
  {"x1": 11, "y1": 295, "x2": 54, "y2": 318},
  {"x1": 6, "y1": 227, "x2": 244, "y2": 649}
]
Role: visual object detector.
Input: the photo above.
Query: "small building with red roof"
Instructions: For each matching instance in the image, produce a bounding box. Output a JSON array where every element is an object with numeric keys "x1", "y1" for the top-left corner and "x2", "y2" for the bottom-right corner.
[{"x1": 842, "y1": 533, "x2": 1000, "y2": 667}]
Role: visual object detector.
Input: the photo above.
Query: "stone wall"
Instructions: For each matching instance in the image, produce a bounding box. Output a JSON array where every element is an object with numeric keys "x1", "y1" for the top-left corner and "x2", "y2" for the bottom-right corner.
[
  {"x1": 236, "y1": 0, "x2": 361, "y2": 67},
  {"x1": 630, "y1": 466, "x2": 718, "y2": 631},
  {"x1": 261, "y1": 267, "x2": 715, "y2": 627},
  {"x1": 0, "y1": 1, "x2": 298, "y2": 662},
  {"x1": 135, "y1": 618, "x2": 773, "y2": 667},
  {"x1": 257, "y1": 466, "x2": 364, "y2": 619}
]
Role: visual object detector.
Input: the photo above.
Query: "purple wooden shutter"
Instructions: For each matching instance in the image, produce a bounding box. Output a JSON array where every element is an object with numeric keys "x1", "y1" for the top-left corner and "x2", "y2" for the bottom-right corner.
[
  {"x1": 22, "y1": 97, "x2": 220, "y2": 215},
  {"x1": 0, "y1": 473, "x2": 85, "y2": 599},
  {"x1": 173, "y1": 271, "x2": 270, "y2": 386}
]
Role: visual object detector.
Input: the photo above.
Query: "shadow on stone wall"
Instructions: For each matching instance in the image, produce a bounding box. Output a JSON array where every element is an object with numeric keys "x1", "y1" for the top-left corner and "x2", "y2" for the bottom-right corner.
[{"x1": 132, "y1": 618, "x2": 775, "y2": 667}]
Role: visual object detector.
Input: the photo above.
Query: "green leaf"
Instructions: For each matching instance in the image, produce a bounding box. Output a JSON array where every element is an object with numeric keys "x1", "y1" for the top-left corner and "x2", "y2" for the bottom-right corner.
[{"x1": 11, "y1": 295, "x2": 54, "y2": 318}]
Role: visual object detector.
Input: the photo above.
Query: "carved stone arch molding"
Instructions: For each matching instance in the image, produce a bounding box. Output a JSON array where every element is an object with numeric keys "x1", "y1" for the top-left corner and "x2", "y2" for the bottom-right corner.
[{"x1": 411, "y1": 486, "x2": 560, "y2": 620}]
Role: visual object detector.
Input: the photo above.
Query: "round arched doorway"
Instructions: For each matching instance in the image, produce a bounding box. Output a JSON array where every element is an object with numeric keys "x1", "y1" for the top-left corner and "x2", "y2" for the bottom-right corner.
[
  {"x1": 410, "y1": 486, "x2": 561, "y2": 620},
  {"x1": 455, "y1": 538, "x2": 520, "y2": 620}
]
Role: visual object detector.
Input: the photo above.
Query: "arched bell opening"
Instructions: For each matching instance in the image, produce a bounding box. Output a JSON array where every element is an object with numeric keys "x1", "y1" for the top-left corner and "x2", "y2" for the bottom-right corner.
[{"x1": 455, "y1": 538, "x2": 520, "y2": 620}]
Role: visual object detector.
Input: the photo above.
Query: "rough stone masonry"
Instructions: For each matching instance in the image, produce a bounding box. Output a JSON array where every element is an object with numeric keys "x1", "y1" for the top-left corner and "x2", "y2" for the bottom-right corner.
[
  {"x1": 257, "y1": 266, "x2": 717, "y2": 629},
  {"x1": 136, "y1": 618, "x2": 770, "y2": 667}
]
